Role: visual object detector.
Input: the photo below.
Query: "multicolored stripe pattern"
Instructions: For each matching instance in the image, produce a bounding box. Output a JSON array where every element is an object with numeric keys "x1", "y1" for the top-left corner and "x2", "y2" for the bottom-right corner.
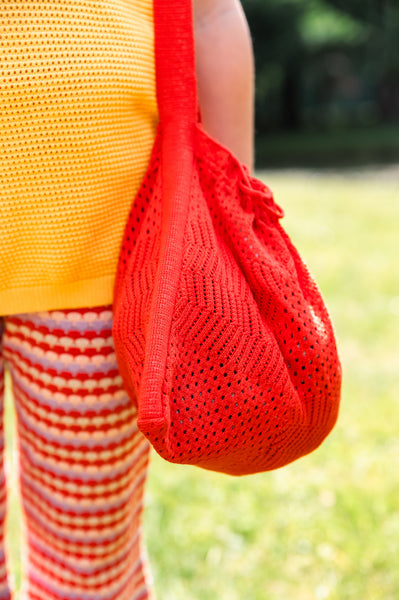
[{"x1": 0, "y1": 307, "x2": 153, "y2": 600}]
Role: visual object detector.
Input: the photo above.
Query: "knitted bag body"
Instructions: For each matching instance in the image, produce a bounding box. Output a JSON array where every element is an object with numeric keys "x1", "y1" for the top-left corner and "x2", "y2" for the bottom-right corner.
[{"x1": 112, "y1": 0, "x2": 341, "y2": 475}]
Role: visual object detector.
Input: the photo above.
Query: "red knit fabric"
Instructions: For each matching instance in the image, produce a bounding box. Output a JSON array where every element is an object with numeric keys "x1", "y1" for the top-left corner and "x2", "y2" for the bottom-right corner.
[
  {"x1": 1, "y1": 308, "x2": 152, "y2": 600},
  {"x1": 112, "y1": 0, "x2": 341, "y2": 475}
]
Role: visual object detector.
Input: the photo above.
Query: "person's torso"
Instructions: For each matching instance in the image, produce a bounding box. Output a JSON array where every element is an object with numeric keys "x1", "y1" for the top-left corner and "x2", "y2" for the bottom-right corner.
[{"x1": 0, "y1": 0, "x2": 158, "y2": 314}]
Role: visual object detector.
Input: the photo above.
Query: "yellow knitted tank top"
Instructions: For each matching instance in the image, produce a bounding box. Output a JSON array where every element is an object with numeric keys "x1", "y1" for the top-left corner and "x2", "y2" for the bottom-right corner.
[{"x1": 0, "y1": 0, "x2": 158, "y2": 315}]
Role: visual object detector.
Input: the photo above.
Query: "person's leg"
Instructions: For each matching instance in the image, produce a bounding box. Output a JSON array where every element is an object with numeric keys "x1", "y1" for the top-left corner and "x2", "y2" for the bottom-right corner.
[
  {"x1": 3, "y1": 307, "x2": 153, "y2": 600},
  {"x1": 0, "y1": 319, "x2": 12, "y2": 600}
]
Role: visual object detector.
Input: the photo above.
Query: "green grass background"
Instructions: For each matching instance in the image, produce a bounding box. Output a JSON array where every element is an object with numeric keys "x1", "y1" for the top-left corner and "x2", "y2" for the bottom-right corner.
[{"x1": 5, "y1": 165, "x2": 399, "y2": 599}]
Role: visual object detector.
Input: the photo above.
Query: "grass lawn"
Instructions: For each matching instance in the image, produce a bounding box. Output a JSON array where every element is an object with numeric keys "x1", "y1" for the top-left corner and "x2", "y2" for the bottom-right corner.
[
  {"x1": 4, "y1": 164, "x2": 399, "y2": 599},
  {"x1": 143, "y1": 165, "x2": 399, "y2": 600}
]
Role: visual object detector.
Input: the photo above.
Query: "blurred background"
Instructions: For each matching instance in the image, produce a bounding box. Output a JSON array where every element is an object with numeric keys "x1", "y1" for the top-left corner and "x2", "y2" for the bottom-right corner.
[
  {"x1": 242, "y1": 0, "x2": 399, "y2": 167},
  {"x1": 141, "y1": 2, "x2": 399, "y2": 599},
  {"x1": 143, "y1": 2, "x2": 399, "y2": 598}
]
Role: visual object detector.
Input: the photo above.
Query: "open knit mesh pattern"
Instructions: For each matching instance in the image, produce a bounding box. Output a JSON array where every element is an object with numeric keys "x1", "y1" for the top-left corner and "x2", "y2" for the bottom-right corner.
[
  {"x1": 0, "y1": 0, "x2": 157, "y2": 314},
  {"x1": 112, "y1": 124, "x2": 342, "y2": 476}
]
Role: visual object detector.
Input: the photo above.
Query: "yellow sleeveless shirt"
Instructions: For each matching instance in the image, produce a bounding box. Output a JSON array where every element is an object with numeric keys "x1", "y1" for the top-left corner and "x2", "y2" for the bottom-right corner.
[{"x1": 0, "y1": 0, "x2": 157, "y2": 315}]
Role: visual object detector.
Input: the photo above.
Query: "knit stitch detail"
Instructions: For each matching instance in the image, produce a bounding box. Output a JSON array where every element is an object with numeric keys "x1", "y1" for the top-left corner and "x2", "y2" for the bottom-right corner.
[{"x1": 0, "y1": 1, "x2": 157, "y2": 315}]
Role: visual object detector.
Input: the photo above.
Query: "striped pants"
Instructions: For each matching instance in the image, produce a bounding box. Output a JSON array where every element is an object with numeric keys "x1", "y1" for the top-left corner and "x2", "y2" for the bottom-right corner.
[{"x1": 0, "y1": 307, "x2": 153, "y2": 600}]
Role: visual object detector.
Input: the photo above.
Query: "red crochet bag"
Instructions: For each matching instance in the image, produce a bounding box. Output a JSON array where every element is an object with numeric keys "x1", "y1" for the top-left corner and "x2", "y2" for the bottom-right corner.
[{"x1": 112, "y1": 0, "x2": 341, "y2": 475}]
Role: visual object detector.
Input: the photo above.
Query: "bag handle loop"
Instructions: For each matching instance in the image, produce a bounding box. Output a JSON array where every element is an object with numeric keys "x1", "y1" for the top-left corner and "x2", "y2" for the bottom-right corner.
[{"x1": 154, "y1": 0, "x2": 198, "y2": 126}]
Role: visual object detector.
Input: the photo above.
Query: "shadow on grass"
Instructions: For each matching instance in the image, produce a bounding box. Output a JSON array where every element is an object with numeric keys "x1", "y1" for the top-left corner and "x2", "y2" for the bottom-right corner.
[{"x1": 255, "y1": 124, "x2": 399, "y2": 169}]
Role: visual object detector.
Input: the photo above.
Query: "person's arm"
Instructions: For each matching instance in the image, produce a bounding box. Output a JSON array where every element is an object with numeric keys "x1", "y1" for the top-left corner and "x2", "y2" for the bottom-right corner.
[{"x1": 193, "y1": 0, "x2": 255, "y2": 172}]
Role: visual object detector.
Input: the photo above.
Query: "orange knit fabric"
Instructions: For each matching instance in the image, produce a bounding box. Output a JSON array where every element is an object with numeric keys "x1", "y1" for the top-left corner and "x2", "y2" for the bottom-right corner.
[
  {"x1": 112, "y1": 0, "x2": 341, "y2": 475},
  {"x1": 0, "y1": 0, "x2": 158, "y2": 316}
]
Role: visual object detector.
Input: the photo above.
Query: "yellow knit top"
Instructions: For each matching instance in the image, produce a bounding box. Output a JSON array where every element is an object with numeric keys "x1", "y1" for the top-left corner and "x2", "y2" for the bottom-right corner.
[{"x1": 0, "y1": 0, "x2": 158, "y2": 315}]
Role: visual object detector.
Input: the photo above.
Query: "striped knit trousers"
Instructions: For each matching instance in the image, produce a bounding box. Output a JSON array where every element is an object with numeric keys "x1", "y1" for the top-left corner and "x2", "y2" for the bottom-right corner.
[{"x1": 0, "y1": 307, "x2": 153, "y2": 600}]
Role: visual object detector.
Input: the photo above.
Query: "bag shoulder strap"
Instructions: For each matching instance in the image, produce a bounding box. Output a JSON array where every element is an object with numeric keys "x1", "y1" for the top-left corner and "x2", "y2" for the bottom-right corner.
[{"x1": 154, "y1": 0, "x2": 198, "y2": 126}]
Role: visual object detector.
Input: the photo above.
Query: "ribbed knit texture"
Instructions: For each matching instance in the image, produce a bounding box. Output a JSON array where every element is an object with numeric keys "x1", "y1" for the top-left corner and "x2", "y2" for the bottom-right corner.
[
  {"x1": 1, "y1": 308, "x2": 153, "y2": 600},
  {"x1": 0, "y1": 1, "x2": 158, "y2": 316},
  {"x1": 112, "y1": 0, "x2": 341, "y2": 475}
]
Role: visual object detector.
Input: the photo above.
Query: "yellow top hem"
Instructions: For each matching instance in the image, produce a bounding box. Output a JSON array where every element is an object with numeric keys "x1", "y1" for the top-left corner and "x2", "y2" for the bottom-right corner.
[{"x1": 0, "y1": 275, "x2": 116, "y2": 316}]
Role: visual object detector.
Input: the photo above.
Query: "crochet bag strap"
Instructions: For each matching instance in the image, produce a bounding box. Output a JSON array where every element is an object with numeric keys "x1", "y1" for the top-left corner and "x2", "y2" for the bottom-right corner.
[
  {"x1": 136, "y1": 0, "x2": 197, "y2": 417},
  {"x1": 154, "y1": 0, "x2": 197, "y2": 127}
]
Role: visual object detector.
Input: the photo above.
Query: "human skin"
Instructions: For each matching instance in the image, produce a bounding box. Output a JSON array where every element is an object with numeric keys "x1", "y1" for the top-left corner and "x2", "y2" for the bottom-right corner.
[{"x1": 193, "y1": 0, "x2": 255, "y2": 171}]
